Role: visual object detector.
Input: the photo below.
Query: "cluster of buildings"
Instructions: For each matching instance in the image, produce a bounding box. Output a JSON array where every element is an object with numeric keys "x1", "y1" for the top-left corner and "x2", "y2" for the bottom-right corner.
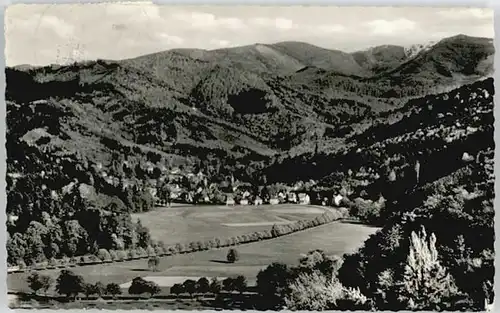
[
  {"x1": 92, "y1": 161, "x2": 348, "y2": 208},
  {"x1": 225, "y1": 192, "x2": 311, "y2": 206}
]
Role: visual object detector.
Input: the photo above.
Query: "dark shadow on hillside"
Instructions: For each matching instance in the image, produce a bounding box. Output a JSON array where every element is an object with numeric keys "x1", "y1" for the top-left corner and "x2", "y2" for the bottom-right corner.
[
  {"x1": 210, "y1": 259, "x2": 232, "y2": 264},
  {"x1": 131, "y1": 268, "x2": 150, "y2": 272}
]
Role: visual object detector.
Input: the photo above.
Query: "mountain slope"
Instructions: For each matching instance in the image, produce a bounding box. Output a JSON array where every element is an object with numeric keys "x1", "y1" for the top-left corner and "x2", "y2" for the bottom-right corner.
[
  {"x1": 370, "y1": 35, "x2": 494, "y2": 87},
  {"x1": 352, "y1": 45, "x2": 408, "y2": 74},
  {"x1": 269, "y1": 41, "x2": 371, "y2": 76},
  {"x1": 6, "y1": 35, "x2": 493, "y2": 179}
]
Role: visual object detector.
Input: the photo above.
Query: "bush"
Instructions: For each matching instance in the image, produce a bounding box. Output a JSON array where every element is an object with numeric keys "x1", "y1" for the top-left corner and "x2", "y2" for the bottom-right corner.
[
  {"x1": 97, "y1": 249, "x2": 111, "y2": 262},
  {"x1": 256, "y1": 262, "x2": 292, "y2": 308},
  {"x1": 127, "y1": 249, "x2": 137, "y2": 260},
  {"x1": 83, "y1": 283, "x2": 97, "y2": 298},
  {"x1": 146, "y1": 245, "x2": 156, "y2": 256},
  {"x1": 128, "y1": 277, "x2": 161, "y2": 297},
  {"x1": 182, "y1": 279, "x2": 197, "y2": 296},
  {"x1": 55, "y1": 270, "x2": 85, "y2": 299},
  {"x1": 175, "y1": 243, "x2": 184, "y2": 253},
  {"x1": 147, "y1": 256, "x2": 160, "y2": 271},
  {"x1": 28, "y1": 273, "x2": 44, "y2": 294},
  {"x1": 198, "y1": 241, "x2": 208, "y2": 251},
  {"x1": 106, "y1": 283, "x2": 122, "y2": 298},
  {"x1": 116, "y1": 250, "x2": 127, "y2": 261},
  {"x1": 171, "y1": 283, "x2": 184, "y2": 295},
  {"x1": 48, "y1": 257, "x2": 58, "y2": 267},
  {"x1": 167, "y1": 246, "x2": 177, "y2": 255},
  {"x1": 94, "y1": 281, "x2": 106, "y2": 297},
  {"x1": 154, "y1": 245, "x2": 164, "y2": 255},
  {"x1": 222, "y1": 277, "x2": 235, "y2": 292},
  {"x1": 109, "y1": 250, "x2": 118, "y2": 261},
  {"x1": 209, "y1": 277, "x2": 222, "y2": 294},
  {"x1": 17, "y1": 260, "x2": 26, "y2": 269},
  {"x1": 233, "y1": 275, "x2": 247, "y2": 293},
  {"x1": 196, "y1": 277, "x2": 210, "y2": 294},
  {"x1": 136, "y1": 247, "x2": 147, "y2": 257},
  {"x1": 285, "y1": 271, "x2": 369, "y2": 310},
  {"x1": 227, "y1": 248, "x2": 240, "y2": 263},
  {"x1": 192, "y1": 241, "x2": 202, "y2": 251}
]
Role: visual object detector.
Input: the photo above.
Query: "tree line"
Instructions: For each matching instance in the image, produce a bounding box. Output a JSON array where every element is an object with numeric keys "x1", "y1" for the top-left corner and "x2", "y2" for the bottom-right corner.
[{"x1": 10, "y1": 209, "x2": 345, "y2": 272}]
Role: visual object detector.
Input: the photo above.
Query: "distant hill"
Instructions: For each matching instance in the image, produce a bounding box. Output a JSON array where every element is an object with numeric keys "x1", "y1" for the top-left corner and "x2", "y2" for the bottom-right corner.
[
  {"x1": 352, "y1": 45, "x2": 408, "y2": 74},
  {"x1": 368, "y1": 35, "x2": 494, "y2": 90},
  {"x1": 6, "y1": 34, "x2": 493, "y2": 177}
]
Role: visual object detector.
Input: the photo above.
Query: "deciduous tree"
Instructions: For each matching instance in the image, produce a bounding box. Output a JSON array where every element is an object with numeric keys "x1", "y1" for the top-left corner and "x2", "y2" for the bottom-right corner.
[
  {"x1": 55, "y1": 270, "x2": 85, "y2": 299},
  {"x1": 227, "y1": 248, "x2": 239, "y2": 263}
]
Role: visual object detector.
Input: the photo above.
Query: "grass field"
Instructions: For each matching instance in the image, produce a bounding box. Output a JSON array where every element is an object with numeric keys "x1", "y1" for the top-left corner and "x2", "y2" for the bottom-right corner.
[
  {"x1": 130, "y1": 204, "x2": 333, "y2": 245},
  {"x1": 8, "y1": 217, "x2": 379, "y2": 294}
]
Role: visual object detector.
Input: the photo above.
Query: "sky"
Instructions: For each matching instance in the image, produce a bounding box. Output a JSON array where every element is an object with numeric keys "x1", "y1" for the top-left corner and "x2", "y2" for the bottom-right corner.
[{"x1": 5, "y1": 4, "x2": 494, "y2": 66}]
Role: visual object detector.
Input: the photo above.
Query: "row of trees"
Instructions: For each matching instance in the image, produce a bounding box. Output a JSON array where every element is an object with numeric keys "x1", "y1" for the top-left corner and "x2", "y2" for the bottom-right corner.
[
  {"x1": 27, "y1": 269, "x2": 165, "y2": 299},
  {"x1": 12, "y1": 209, "x2": 345, "y2": 273},
  {"x1": 28, "y1": 270, "x2": 251, "y2": 301},
  {"x1": 9, "y1": 217, "x2": 155, "y2": 269},
  {"x1": 27, "y1": 270, "x2": 122, "y2": 299},
  {"x1": 170, "y1": 276, "x2": 247, "y2": 296}
]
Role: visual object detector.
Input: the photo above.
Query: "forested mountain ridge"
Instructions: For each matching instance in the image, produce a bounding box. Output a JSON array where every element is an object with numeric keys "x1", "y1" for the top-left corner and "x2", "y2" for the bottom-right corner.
[{"x1": 5, "y1": 31, "x2": 494, "y2": 290}]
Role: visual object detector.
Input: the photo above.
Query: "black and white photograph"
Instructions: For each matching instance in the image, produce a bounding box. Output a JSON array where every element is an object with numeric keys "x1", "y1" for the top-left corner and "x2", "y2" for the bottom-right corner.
[{"x1": 5, "y1": 4, "x2": 495, "y2": 311}]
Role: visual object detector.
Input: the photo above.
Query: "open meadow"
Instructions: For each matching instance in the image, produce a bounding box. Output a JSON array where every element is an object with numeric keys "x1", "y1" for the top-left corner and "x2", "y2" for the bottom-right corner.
[
  {"x1": 8, "y1": 209, "x2": 379, "y2": 295},
  {"x1": 130, "y1": 204, "x2": 334, "y2": 245}
]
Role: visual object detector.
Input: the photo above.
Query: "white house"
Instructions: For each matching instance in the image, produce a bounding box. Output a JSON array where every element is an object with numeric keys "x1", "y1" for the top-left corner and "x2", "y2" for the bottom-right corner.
[
  {"x1": 298, "y1": 193, "x2": 310, "y2": 205},
  {"x1": 334, "y1": 195, "x2": 344, "y2": 207},
  {"x1": 254, "y1": 197, "x2": 263, "y2": 206},
  {"x1": 322, "y1": 197, "x2": 329, "y2": 206},
  {"x1": 462, "y1": 152, "x2": 474, "y2": 162},
  {"x1": 287, "y1": 193, "x2": 297, "y2": 203},
  {"x1": 240, "y1": 199, "x2": 249, "y2": 205},
  {"x1": 226, "y1": 196, "x2": 235, "y2": 206},
  {"x1": 7, "y1": 214, "x2": 19, "y2": 224},
  {"x1": 242, "y1": 191, "x2": 251, "y2": 199},
  {"x1": 269, "y1": 198, "x2": 279, "y2": 205},
  {"x1": 146, "y1": 162, "x2": 154, "y2": 174}
]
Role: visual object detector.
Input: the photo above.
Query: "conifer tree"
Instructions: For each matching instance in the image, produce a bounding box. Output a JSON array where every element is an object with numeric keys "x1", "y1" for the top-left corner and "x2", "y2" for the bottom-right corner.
[{"x1": 396, "y1": 226, "x2": 460, "y2": 310}]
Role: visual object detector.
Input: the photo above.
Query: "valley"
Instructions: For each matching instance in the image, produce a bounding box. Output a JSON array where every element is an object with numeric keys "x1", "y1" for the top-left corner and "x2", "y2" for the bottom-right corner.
[{"x1": 6, "y1": 33, "x2": 495, "y2": 311}]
